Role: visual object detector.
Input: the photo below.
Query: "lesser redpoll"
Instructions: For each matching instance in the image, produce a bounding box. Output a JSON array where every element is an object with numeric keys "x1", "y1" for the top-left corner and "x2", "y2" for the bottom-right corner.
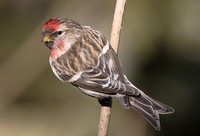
[{"x1": 42, "y1": 18, "x2": 174, "y2": 130}]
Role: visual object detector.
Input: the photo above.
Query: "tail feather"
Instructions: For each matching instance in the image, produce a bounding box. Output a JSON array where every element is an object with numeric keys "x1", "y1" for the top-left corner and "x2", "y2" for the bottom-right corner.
[
  {"x1": 129, "y1": 92, "x2": 174, "y2": 131},
  {"x1": 130, "y1": 97, "x2": 160, "y2": 130},
  {"x1": 116, "y1": 94, "x2": 130, "y2": 109},
  {"x1": 119, "y1": 76, "x2": 174, "y2": 130}
]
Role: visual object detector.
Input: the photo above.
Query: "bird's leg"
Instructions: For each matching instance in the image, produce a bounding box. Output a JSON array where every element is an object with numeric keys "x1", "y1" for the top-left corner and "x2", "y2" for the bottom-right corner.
[{"x1": 98, "y1": 97, "x2": 112, "y2": 107}]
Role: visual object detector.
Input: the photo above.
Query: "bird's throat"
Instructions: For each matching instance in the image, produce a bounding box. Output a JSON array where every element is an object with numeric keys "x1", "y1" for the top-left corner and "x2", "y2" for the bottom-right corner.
[{"x1": 50, "y1": 40, "x2": 66, "y2": 58}]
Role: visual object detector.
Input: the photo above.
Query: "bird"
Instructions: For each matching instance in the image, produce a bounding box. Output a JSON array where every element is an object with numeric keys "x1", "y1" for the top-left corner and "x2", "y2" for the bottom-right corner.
[{"x1": 42, "y1": 17, "x2": 174, "y2": 131}]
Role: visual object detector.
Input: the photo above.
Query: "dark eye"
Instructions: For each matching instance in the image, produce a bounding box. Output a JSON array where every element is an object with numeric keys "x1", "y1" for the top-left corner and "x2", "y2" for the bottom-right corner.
[{"x1": 57, "y1": 31, "x2": 63, "y2": 35}]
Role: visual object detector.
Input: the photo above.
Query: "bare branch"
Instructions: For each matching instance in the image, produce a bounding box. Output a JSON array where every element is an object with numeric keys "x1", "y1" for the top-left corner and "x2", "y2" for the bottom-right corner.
[
  {"x1": 98, "y1": 0, "x2": 126, "y2": 136},
  {"x1": 110, "y1": 0, "x2": 126, "y2": 53}
]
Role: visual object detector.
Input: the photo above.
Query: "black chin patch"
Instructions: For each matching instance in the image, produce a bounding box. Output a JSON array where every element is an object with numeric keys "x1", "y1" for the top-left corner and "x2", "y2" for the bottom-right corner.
[{"x1": 45, "y1": 41, "x2": 54, "y2": 49}]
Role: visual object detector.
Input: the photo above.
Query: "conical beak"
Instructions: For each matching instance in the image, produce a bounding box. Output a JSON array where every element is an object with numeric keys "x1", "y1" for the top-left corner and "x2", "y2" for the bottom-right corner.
[{"x1": 42, "y1": 36, "x2": 53, "y2": 42}]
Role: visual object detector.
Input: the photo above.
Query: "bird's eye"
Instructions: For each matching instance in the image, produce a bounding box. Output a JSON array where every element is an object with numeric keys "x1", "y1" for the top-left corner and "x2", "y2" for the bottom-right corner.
[{"x1": 57, "y1": 31, "x2": 63, "y2": 35}]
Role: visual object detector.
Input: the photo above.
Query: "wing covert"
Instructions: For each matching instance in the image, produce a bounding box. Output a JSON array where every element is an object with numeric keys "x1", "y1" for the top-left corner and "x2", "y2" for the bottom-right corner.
[{"x1": 71, "y1": 48, "x2": 140, "y2": 96}]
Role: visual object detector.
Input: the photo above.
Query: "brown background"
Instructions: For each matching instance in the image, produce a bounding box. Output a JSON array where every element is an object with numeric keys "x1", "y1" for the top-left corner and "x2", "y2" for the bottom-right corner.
[{"x1": 0, "y1": 0, "x2": 199, "y2": 135}]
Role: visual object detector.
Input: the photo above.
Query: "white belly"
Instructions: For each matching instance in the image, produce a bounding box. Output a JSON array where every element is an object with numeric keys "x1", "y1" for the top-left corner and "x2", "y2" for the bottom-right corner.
[{"x1": 78, "y1": 87, "x2": 111, "y2": 99}]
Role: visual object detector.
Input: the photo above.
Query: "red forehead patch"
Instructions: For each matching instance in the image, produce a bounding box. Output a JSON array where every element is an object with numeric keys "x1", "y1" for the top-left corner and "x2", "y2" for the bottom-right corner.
[{"x1": 43, "y1": 18, "x2": 62, "y2": 32}]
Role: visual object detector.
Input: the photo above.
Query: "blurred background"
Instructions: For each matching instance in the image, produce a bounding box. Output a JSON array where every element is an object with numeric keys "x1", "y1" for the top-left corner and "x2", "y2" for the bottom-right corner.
[{"x1": 0, "y1": 0, "x2": 199, "y2": 135}]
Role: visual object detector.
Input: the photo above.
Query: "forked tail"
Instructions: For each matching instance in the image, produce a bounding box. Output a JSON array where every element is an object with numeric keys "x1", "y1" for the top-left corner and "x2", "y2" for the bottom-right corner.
[{"x1": 129, "y1": 91, "x2": 174, "y2": 130}]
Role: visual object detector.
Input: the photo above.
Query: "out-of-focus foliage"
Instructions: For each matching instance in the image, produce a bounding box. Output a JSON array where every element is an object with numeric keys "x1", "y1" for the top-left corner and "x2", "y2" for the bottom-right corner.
[{"x1": 0, "y1": 0, "x2": 199, "y2": 136}]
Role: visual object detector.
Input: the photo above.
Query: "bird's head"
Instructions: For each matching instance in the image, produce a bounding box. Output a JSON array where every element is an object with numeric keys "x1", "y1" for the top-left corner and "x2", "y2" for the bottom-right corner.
[{"x1": 42, "y1": 18, "x2": 83, "y2": 58}]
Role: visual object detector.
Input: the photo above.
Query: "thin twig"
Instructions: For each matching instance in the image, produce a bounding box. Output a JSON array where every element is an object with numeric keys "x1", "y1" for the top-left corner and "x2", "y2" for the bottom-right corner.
[
  {"x1": 98, "y1": 0, "x2": 126, "y2": 136},
  {"x1": 110, "y1": 0, "x2": 126, "y2": 54}
]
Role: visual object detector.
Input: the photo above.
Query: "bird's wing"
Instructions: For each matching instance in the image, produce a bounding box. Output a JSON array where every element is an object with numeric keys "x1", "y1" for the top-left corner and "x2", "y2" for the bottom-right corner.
[{"x1": 71, "y1": 47, "x2": 140, "y2": 97}]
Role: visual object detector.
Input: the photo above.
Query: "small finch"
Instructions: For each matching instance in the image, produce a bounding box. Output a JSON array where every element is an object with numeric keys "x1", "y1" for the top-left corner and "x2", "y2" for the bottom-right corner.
[{"x1": 42, "y1": 18, "x2": 174, "y2": 130}]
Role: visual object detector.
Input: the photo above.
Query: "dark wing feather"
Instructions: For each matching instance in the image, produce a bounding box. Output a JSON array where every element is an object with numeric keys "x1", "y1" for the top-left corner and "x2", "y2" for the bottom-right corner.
[{"x1": 71, "y1": 47, "x2": 140, "y2": 97}]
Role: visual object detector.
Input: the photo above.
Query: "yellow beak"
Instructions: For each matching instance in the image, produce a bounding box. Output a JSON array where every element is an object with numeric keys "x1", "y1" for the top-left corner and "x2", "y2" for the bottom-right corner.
[{"x1": 42, "y1": 36, "x2": 53, "y2": 42}]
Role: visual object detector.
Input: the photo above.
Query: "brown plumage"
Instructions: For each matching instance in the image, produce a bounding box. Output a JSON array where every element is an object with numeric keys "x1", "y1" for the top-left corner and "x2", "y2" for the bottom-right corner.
[{"x1": 42, "y1": 18, "x2": 174, "y2": 130}]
